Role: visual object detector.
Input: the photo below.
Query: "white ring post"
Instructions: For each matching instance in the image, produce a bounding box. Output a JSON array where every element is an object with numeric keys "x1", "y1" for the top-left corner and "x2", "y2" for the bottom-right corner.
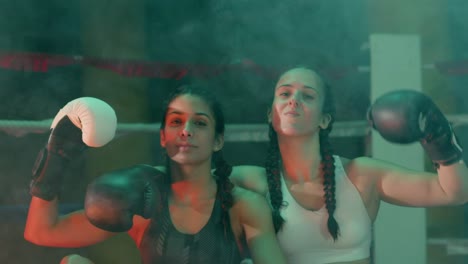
[{"x1": 370, "y1": 34, "x2": 426, "y2": 264}]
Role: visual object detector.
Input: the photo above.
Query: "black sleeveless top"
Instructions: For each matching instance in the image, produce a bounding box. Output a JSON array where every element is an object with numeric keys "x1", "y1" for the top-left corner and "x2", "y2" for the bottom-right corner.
[{"x1": 138, "y1": 191, "x2": 243, "y2": 264}]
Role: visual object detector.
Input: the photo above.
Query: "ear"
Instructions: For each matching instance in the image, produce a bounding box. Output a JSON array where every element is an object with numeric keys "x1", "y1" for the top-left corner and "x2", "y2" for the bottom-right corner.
[
  {"x1": 267, "y1": 107, "x2": 272, "y2": 123},
  {"x1": 213, "y1": 134, "x2": 225, "y2": 152},
  {"x1": 319, "y1": 113, "x2": 332, "y2": 129},
  {"x1": 160, "y1": 129, "x2": 166, "y2": 148}
]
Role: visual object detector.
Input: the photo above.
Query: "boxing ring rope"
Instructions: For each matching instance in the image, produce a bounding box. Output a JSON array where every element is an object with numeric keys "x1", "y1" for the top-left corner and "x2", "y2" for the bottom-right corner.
[
  {"x1": 1, "y1": 115, "x2": 467, "y2": 141},
  {"x1": 2, "y1": 51, "x2": 468, "y2": 80}
]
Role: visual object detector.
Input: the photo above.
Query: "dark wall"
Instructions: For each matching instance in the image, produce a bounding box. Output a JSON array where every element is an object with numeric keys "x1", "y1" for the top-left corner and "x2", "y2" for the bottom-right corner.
[{"x1": 1, "y1": 0, "x2": 468, "y2": 263}]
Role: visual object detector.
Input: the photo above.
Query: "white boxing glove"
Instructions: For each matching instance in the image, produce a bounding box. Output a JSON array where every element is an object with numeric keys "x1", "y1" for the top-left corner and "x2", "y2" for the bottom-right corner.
[
  {"x1": 51, "y1": 97, "x2": 117, "y2": 147},
  {"x1": 60, "y1": 254, "x2": 95, "y2": 264},
  {"x1": 31, "y1": 97, "x2": 117, "y2": 201}
]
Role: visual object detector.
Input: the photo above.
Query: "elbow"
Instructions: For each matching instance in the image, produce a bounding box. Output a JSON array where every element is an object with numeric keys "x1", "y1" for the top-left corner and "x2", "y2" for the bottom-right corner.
[
  {"x1": 447, "y1": 197, "x2": 466, "y2": 206},
  {"x1": 453, "y1": 194, "x2": 468, "y2": 205},
  {"x1": 24, "y1": 228, "x2": 49, "y2": 246},
  {"x1": 24, "y1": 230, "x2": 37, "y2": 245},
  {"x1": 24, "y1": 229, "x2": 40, "y2": 245},
  {"x1": 444, "y1": 190, "x2": 468, "y2": 205}
]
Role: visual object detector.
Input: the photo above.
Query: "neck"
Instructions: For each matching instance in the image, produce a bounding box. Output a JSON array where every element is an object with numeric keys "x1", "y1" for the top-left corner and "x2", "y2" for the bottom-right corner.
[
  {"x1": 277, "y1": 133, "x2": 322, "y2": 183},
  {"x1": 169, "y1": 161, "x2": 217, "y2": 205}
]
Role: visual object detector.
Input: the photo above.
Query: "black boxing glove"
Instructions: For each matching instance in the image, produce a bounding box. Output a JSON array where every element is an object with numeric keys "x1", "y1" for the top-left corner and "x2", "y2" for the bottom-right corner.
[
  {"x1": 31, "y1": 97, "x2": 117, "y2": 201},
  {"x1": 368, "y1": 90, "x2": 463, "y2": 168},
  {"x1": 84, "y1": 164, "x2": 163, "y2": 232}
]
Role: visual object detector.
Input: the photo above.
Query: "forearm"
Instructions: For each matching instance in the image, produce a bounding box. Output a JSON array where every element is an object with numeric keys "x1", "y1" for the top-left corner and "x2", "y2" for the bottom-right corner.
[
  {"x1": 24, "y1": 197, "x2": 60, "y2": 244},
  {"x1": 438, "y1": 159, "x2": 468, "y2": 204},
  {"x1": 24, "y1": 197, "x2": 112, "y2": 247}
]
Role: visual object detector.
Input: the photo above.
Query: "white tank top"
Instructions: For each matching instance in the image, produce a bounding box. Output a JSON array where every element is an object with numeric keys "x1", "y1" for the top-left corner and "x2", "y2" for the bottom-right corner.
[{"x1": 275, "y1": 156, "x2": 372, "y2": 264}]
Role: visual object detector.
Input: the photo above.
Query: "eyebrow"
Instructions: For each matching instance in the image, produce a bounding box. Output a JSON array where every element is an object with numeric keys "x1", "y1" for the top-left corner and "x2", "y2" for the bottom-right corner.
[
  {"x1": 167, "y1": 109, "x2": 212, "y2": 119},
  {"x1": 277, "y1": 83, "x2": 318, "y2": 92}
]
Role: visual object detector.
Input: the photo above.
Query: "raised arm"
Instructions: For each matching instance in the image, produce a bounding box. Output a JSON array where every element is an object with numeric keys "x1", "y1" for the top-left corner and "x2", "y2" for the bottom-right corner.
[
  {"x1": 234, "y1": 189, "x2": 286, "y2": 264},
  {"x1": 25, "y1": 199, "x2": 114, "y2": 247},
  {"x1": 366, "y1": 90, "x2": 468, "y2": 206},
  {"x1": 24, "y1": 97, "x2": 117, "y2": 247}
]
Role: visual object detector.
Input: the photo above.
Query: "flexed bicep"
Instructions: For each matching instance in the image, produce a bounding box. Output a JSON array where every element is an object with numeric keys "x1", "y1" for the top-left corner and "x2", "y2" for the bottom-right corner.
[{"x1": 355, "y1": 157, "x2": 459, "y2": 207}]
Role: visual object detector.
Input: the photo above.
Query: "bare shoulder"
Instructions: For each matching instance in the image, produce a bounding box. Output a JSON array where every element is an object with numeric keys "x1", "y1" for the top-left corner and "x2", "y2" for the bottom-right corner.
[
  {"x1": 230, "y1": 165, "x2": 268, "y2": 196},
  {"x1": 340, "y1": 156, "x2": 382, "y2": 187},
  {"x1": 231, "y1": 186, "x2": 271, "y2": 219},
  {"x1": 342, "y1": 156, "x2": 378, "y2": 175}
]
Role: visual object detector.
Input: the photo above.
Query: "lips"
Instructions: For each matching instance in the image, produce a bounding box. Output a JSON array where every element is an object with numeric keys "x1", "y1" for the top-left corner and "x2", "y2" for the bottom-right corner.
[
  {"x1": 284, "y1": 110, "x2": 300, "y2": 116},
  {"x1": 177, "y1": 143, "x2": 196, "y2": 148},
  {"x1": 176, "y1": 142, "x2": 197, "y2": 152}
]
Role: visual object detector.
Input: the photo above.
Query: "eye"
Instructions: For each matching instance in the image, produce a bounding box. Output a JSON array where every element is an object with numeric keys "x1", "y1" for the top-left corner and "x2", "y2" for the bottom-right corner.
[
  {"x1": 168, "y1": 118, "x2": 182, "y2": 126},
  {"x1": 278, "y1": 91, "x2": 290, "y2": 97},
  {"x1": 195, "y1": 120, "x2": 207, "y2": 126},
  {"x1": 304, "y1": 94, "x2": 315, "y2": 100}
]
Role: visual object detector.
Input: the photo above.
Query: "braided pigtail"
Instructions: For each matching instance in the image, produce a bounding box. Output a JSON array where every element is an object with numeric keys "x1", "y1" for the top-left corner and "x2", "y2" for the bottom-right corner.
[
  {"x1": 320, "y1": 81, "x2": 339, "y2": 241},
  {"x1": 265, "y1": 124, "x2": 285, "y2": 233},
  {"x1": 320, "y1": 127, "x2": 339, "y2": 240},
  {"x1": 213, "y1": 150, "x2": 234, "y2": 239}
]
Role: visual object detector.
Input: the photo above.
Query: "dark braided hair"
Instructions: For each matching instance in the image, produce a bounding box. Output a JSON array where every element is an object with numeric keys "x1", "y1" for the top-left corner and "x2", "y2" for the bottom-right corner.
[
  {"x1": 319, "y1": 81, "x2": 338, "y2": 240},
  {"x1": 265, "y1": 68, "x2": 340, "y2": 240},
  {"x1": 213, "y1": 150, "x2": 234, "y2": 239},
  {"x1": 159, "y1": 84, "x2": 235, "y2": 238},
  {"x1": 265, "y1": 124, "x2": 285, "y2": 233}
]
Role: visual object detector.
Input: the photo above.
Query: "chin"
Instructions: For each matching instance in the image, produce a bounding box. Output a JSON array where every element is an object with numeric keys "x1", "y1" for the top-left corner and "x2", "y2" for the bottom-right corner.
[
  {"x1": 172, "y1": 156, "x2": 198, "y2": 165},
  {"x1": 276, "y1": 125, "x2": 312, "y2": 136},
  {"x1": 173, "y1": 153, "x2": 210, "y2": 166}
]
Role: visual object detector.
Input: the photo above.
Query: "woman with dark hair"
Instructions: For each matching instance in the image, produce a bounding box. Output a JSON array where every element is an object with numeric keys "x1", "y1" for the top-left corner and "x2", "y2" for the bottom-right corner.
[
  {"x1": 230, "y1": 67, "x2": 468, "y2": 264},
  {"x1": 25, "y1": 85, "x2": 285, "y2": 264}
]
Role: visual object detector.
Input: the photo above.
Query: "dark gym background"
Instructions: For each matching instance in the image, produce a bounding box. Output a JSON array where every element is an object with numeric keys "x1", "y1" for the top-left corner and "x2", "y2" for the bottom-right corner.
[{"x1": 1, "y1": 0, "x2": 467, "y2": 263}]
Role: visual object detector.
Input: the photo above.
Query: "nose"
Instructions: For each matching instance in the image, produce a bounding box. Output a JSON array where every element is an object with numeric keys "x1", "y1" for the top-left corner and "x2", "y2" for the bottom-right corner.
[
  {"x1": 181, "y1": 130, "x2": 192, "y2": 137},
  {"x1": 288, "y1": 98, "x2": 299, "y2": 108},
  {"x1": 180, "y1": 123, "x2": 193, "y2": 138},
  {"x1": 288, "y1": 91, "x2": 302, "y2": 108}
]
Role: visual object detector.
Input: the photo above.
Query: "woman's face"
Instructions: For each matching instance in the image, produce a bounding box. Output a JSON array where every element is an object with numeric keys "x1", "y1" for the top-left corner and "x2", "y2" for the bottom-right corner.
[
  {"x1": 160, "y1": 94, "x2": 223, "y2": 165},
  {"x1": 270, "y1": 68, "x2": 330, "y2": 137}
]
